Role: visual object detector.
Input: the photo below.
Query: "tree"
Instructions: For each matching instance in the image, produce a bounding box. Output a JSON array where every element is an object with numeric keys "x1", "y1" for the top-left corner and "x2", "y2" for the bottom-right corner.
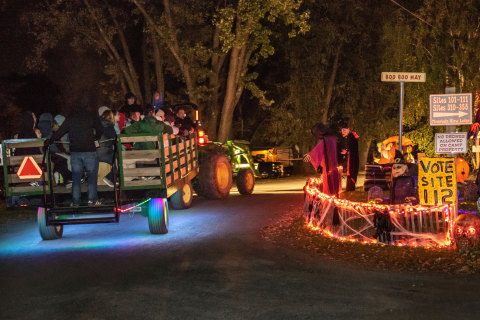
[
  {"x1": 133, "y1": 0, "x2": 309, "y2": 141},
  {"x1": 254, "y1": 0, "x2": 398, "y2": 167},
  {"x1": 22, "y1": 0, "x2": 165, "y2": 105},
  {"x1": 382, "y1": 0, "x2": 480, "y2": 156}
]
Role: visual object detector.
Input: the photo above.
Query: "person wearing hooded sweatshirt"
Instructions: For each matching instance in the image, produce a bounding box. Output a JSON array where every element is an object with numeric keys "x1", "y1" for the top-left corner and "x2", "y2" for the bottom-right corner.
[
  {"x1": 97, "y1": 109, "x2": 117, "y2": 187},
  {"x1": 46, "y1": 95, "x2": 104, "y2": 207},
  {"x1": 14, "y1": 111, "x2": 41, "y2": 155},
  {"x1": 152, "y1": 90, "x2": 164, "y2": 112},
  {"x1": 37, "y1": 113, "x2": 54, "y2": 138}
]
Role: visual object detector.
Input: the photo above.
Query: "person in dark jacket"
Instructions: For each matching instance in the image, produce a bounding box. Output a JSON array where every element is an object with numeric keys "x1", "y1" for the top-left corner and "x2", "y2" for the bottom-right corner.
[
  {"x1": 97, "y1": 109, "x2": 117, "y2": 164},
  {"x1": 97, "y1": 109, "x2": 117, "y2": 187},
  {"x1": 174, "y1": 107, "x2": 196, "y2": 137},
  {"x1": 340, "y1": 121, "x2": 359, "y2": 191},
  {"x1": 120, "y1": 92, "x2": 142, "y2": 127},
  {"x1": 37, "y1": 113, "x2": 54, "y2": 138},
  {"x1": 46, "y1": 96, "x2": 104, "y2": 207}
]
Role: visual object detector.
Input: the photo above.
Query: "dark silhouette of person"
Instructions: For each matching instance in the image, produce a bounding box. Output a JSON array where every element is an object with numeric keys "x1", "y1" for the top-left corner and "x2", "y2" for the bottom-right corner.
[{"x1": 340, "y1": 120, "x2": 359, "y2": 191}]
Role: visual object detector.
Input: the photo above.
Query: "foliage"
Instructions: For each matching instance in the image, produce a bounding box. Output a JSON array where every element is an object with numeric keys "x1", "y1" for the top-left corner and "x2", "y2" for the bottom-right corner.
[
  {"x1": 254, "y1": 0, "x2": 398, "y2": 157},
  {"x1": 382, "y1": 1, "x2": 480, "y2": 157}
]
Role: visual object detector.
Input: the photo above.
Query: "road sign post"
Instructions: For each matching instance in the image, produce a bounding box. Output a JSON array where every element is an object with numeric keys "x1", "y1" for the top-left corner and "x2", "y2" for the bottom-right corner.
[{"x1": 381, "y1": 72, "x2": 426, "y2": 149}]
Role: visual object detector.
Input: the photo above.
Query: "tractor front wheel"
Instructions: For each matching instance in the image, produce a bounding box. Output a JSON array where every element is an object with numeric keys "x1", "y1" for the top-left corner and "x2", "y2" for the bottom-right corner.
[{"x1": 236, "y1": 168, "x2": 255, "y2": 195}]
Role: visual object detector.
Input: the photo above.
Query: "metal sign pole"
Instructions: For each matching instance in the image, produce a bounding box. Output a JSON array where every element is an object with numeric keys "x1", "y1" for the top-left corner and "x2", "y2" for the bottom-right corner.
[{"x1": 399, "y1": 81, "x2": 404, "y2": 150}]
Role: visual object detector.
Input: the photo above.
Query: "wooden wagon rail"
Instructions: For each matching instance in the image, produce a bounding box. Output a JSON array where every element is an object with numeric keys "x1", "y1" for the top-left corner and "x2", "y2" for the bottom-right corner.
[{"x1": 117, "y1": 133, "x2": 198, "y2": 196}]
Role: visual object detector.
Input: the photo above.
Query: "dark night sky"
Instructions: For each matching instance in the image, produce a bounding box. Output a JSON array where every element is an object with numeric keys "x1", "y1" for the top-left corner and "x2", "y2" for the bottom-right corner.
[{"x1": 0, "y1": 0, "x2": 31, "y2": 76}]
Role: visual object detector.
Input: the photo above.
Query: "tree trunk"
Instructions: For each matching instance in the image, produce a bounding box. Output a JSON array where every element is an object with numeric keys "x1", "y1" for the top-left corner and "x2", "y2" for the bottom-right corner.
[
  {"x1": 359, "y1": 137, "x2": 372, "y2": 171},
  {"x1": 142, "y1": 33, "x2": 152, "y2": 104},
  {"x1": 84, "y1": 0, "x2": 137, "y2": 99},
  {"x1": 217, "y1": 46, "x2": 241, "y2": 142},
  {"x1": 206, "y1": 26, "x2": 226, "y2": 140},
  {"x1": 132, "y1": 0, "x2": 198, "y2": 105},
  {"x1": 151, "y1": 35, "x2": 165, "y2": 99},
  {"x1": 114, "y1": 23, "x2": 142, "y2": 103},
  {"x1": 322, "y1": 44, "x2": 342, "y2": 123},
  {"x1": 104, "y1": 1, "x2": 142, "y2": 102}
]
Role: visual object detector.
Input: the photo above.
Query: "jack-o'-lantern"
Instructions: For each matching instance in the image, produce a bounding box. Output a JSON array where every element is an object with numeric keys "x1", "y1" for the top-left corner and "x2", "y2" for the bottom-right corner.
[
  {"x1": 456, "y1": 157, "x2": 469, "y2": 183},
  {"x1": 453, "y1": 213, "x2": 480, "y2": 252}
]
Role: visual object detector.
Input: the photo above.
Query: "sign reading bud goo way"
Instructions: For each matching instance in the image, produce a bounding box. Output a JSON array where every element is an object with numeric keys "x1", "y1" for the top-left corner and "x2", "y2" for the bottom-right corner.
[
  {"x1": 381, "y1": 72, "x2": 426, "y2": 82},
  {"x1": 418, "y1": 157, "x2": 456, "y2": 205}
]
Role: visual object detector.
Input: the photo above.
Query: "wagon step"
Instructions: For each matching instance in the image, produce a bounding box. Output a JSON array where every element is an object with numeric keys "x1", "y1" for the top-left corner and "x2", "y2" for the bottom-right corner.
[{"x1": 46, "y1": 205, "x2": 118, "y2": 225}]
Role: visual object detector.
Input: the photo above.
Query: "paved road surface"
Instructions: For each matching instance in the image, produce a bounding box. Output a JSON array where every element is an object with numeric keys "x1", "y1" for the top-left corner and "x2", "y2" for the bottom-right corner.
[{"x1": 1, "y1": 177, "x2": 479, "y2": 319}]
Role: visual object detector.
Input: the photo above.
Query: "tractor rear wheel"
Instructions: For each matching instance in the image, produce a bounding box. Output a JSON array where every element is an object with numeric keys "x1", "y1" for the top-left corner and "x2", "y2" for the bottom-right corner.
[
  {"x1": 236, "y1": 168, "x2": 255, "y2": 195},
  {"x1": 195, "y1": 150, "x2": 232, "y2": 199}
]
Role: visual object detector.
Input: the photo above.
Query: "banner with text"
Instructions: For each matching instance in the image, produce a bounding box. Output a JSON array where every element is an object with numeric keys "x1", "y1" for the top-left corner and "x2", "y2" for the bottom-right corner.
[{"x1": 419, "y1": 157, "x2": 457, "y2": 205}]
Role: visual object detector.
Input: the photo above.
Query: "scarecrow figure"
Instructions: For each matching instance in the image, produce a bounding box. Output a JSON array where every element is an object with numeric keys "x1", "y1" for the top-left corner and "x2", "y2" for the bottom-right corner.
[
  {"x1": 304, "y1": 123, "x2": 340, "y2": 196},
  {"x1": 390, "y1": 150, "x2": 417, "y2": 205}
]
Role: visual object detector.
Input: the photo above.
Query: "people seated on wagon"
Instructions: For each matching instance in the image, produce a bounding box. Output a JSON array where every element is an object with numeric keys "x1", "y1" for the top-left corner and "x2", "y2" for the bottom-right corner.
[
  {"x1": 122, "y1": 107, "x2": 175, "y2": 181},
  {"x1": 390, "y1": 150, "x2": 417, "y2": 205},
  {"x1": 174, "y1": 107, "x2": 196, "y2": 137}
]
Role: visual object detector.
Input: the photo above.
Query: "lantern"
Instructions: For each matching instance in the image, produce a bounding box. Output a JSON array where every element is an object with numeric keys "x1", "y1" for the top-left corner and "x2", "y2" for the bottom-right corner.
[{"x1": 456, "y1": 157, "x2": 469, "y2": 183}]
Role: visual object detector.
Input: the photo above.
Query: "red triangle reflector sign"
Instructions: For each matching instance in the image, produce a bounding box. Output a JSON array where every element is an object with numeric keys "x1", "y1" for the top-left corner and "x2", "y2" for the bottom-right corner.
[{"x1": 17, "y1": 156, "x2": 43, "y2": 179}]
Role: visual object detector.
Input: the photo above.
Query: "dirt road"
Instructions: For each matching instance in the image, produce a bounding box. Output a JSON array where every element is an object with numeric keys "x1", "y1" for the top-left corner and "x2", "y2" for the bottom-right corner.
[{"x1": 1, "y1": 177, "x2": 478, "y2": 319}]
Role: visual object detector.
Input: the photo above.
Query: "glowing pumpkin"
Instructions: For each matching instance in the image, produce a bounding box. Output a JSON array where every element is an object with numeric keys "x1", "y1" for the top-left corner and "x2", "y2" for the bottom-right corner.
[{"x1": 456, "y1": 157, "x2": 469, "y2": 183}]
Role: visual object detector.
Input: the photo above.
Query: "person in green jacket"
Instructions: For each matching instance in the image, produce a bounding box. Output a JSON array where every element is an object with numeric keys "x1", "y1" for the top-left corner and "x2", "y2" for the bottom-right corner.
[{"x1": 124, "y1": 107, "x2": 174, "y2": 150}]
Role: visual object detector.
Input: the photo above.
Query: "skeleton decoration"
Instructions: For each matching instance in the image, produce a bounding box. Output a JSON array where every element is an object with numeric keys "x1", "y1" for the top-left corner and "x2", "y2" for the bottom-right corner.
[{"x1": 453, "y1": 213, "x2": 480, "y2": 252}]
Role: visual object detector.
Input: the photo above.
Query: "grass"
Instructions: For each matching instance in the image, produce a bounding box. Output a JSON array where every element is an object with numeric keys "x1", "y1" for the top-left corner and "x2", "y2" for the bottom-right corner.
[
  {"x1": 0, "y1": 203, "x2": 36, "y2": 224},
  {"x1": 262, "y1": 210, "x2": 480, "y2": 274}
]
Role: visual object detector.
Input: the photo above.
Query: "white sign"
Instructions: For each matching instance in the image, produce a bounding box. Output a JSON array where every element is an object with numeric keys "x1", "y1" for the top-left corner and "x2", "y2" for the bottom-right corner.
[
  {"x1": 429, "y1": 93, "x2": 472, "y2": 126},
  {"x1": 435, "y1": 132, "x2": 467, "y2": 154},
  {"x1": 381, "y1": 72, "x2": 426, "y2": 82}
]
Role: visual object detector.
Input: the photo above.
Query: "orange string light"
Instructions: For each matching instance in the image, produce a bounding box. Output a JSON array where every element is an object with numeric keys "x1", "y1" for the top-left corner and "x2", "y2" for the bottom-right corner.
[{"x1": 303, "y1": 177, "x2": 453, "y2": 248}]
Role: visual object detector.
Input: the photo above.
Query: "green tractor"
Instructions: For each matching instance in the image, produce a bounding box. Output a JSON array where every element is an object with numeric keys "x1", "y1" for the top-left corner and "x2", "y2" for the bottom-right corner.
[
  {"x1": 170, "y1": 103, "x2": 258, "y2": 198},
  {"x1": 213, "y1": 140, "x2": 259, "y2": 195}
]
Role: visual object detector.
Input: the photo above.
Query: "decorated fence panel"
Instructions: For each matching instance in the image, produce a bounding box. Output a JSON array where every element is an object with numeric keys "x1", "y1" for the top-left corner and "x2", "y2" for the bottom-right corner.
[{"x1": 304, "y1": 178, "x2": 454, "y2": 247}]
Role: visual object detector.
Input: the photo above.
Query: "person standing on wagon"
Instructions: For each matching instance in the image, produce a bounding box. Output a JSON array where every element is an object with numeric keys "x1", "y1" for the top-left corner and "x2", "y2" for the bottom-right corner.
[{"x1": 45, "y1": 95, "x2": 104, "y2": 207}]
